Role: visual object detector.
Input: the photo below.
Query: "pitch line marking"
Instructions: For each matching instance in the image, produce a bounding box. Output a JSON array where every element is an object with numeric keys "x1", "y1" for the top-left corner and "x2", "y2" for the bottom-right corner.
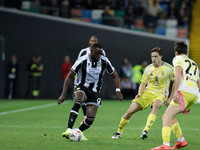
[{"x1": 0, "y1": 103, "x2": 57, "y2": 115}]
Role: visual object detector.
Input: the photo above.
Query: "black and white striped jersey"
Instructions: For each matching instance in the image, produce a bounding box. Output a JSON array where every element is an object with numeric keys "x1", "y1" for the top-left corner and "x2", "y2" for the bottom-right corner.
[
  {"x1": 71, "y1": 54, "x2": 115, "y2": 93},
  {"x1": 78, "y1": 47, "x2": 106, "y2": 59}
]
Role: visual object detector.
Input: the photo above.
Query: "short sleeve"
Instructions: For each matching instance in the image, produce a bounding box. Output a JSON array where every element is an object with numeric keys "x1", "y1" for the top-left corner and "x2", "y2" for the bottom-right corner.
[{"x1": 106, "y1": 58, "x2": 115, "y2": 75}]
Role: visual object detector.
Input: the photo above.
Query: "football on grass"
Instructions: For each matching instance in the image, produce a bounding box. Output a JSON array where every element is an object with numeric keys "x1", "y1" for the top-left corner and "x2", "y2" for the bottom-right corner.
[{"x1": 69, "y1": 128, "x2": 82, "y2": 142}]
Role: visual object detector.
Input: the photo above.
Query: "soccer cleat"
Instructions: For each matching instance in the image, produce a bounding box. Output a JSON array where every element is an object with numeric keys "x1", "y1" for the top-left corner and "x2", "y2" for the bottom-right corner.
[
  {"x1": 140, "y1": 130, "x2": 148, "y2": 139},
  {"x1": 172, "y1": 139, "x2": 188, "y2": 149},
  {"x1": 111, "y1": 132, "x2": 121, "y2": 139},
  {"x1": 62, "y1": 128, "x2": 71, "y2": 139},
  {"x1": 81, "y1": 132, "x2": 88, "y2": 141},
  {"x1": 151, "y1": 144, "x2": 171, "y2": 150}
]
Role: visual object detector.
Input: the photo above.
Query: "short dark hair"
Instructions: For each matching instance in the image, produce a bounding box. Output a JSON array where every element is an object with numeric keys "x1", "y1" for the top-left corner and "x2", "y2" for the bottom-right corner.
[
  {"x1": 91, "y1": 43, "x2": 103, "y2": 51},
  {"x1": 151, "y1": 47, "x2": 162, "y2": 56},
  {"x1": 174, "y1": 41, "x2": 187, "y2": 54}
]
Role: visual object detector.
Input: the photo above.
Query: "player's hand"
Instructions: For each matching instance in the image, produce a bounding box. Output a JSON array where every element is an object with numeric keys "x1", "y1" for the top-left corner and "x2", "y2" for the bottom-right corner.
[
  {"x1": 135, "y1": 94, "x2": 141, "y2": 100},
  {"x1": 172, "y1": 91, "x2": 179, "y2": 102},
  {"x1": 116, "y1": 91, "x2": 123, "y2": 101},
  {"x1": 165, "y1": 98, "x2": 172, "y2": 107},
  {"x1": 58, "y1": 95, "x2": 66, "y2": 104}
]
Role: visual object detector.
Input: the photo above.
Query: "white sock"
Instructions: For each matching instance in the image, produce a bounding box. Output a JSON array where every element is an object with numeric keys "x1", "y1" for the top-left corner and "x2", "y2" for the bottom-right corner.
[
  {"x1": 177, "y1": 137, "x2": 184, "y2": 142},
  {"x1": 163, "y1": 142, "x2": 170, "y2": 146}
]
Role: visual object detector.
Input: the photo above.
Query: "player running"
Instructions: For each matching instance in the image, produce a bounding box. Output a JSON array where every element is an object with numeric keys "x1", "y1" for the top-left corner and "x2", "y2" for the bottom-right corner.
[
  {"x1": 152, "y1": 41, "x2": 200, "y2": 150},
  {"x1": 112, "y1": 47, "x2": 175, "y2": 139},
  {"x1": 76, "y1": 35, "x2": 106, "y2": 124},
  {"x1": 58, "y1": 43, "x2": 123, "y2": 140}
]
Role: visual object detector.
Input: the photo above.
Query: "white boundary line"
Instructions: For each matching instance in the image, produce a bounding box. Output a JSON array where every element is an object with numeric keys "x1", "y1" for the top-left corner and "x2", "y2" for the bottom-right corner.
[{"x1": 0, "y1": 103, "x2": 57, "y2": 115}]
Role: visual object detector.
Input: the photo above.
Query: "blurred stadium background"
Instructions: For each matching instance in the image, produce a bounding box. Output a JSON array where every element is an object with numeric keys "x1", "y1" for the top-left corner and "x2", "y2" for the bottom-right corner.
[{"x1": 0, "y1": 0, "x2": 199, "y2": 99}]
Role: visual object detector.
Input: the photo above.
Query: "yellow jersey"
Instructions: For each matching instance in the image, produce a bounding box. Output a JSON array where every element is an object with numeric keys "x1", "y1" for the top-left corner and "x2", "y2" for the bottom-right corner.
[
  {"x1": 141, "y1": 62, "x2": 174, "y2": 97},
  {"x1": 172, "y1": 55, "x2": 199, "y2": 97}
]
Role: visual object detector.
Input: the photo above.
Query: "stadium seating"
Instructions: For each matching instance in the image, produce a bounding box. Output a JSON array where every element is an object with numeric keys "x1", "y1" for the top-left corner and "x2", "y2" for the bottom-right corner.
[
  {"x1": 155, "y1": 28, "x2": 166, "y2": 36},
  {"x1": 177, "y1": 27, "x2": 188, "y2": 38},
  {"x1": 166, "y1": 19, "x2": 178, "y2": 28},
  {"x1": 91, "y1": 9, "x2": 103, "y2": 24},
  {"x1": 81, "y1": 9, "x2": 91, "y2": 19},
  {"x1": 114, "y1": 10, "x2": 125, "y2": 19},
  {"x1": 71, "y1": 9, "x2": 82, "y2": 18},
  {"x1": 166, "y1": 28, "x2": 177, "y2": 37},
  {"x1": 134, "y1": 18, "x2": 145, "y2": 29}
]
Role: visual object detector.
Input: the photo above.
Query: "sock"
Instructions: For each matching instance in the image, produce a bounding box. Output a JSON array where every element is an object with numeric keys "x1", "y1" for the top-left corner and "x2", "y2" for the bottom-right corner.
[
  {"x1": 144, "y1": 114, "x2": 157, "y2": 132},
  {"x1": 68, "y1": 103, "x2": 81, "y2": 128},
  {"x1": 79, "y1": 118, "x2": 94, "y2": 132},
  {"x1": 172, "y1": 122, "x2": 184, "y2": 142},
  {"x1": 162, "y1": 126, "x2": 171, "y2": 144},
  {"x1": 117, "y1": 117, "x2": 129, "y2": 133}
]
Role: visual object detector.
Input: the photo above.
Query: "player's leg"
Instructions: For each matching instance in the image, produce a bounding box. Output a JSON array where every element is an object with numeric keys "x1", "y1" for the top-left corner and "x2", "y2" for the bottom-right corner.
[
  {"x1": 171, "y1": 118, "x2": 188, "y2": 149},
  {"x1": 171, "y1": 92, "x2": 198, "y2": 149},
  {"x1": 80, "y1": 104, "x2": 87, "y2": 124},
  {"x1": 79, "y1": 104, "x2": 98, "y2": 140},
  {"x1": 151, "y1": 104, "x2": 181, "y2": 150},
  {"x1": 79, "y1": 104, "x2": 98, "y2": 131},
  {"x1": 141, "y1": 99, "x2": 162, "y2": 139},
  {"x1": 62, "y1": 91, "x2": 85, "y2": 138},
  {"x1": 112, "y1": 102, "x2": 142, "y2": 139}
]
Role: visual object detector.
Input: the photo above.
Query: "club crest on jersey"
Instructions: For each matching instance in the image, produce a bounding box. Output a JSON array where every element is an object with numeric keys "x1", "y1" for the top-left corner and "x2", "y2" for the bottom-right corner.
[{"x1": 97, "y1": 62, "x2": 101, "y2": 67}]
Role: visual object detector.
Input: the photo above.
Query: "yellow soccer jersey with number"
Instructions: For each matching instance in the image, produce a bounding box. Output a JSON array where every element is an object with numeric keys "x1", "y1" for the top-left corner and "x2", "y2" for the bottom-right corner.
[
  {"x1": 172, "y1": 55, "x2": 199, "y2": 97},
  {"x1": 141, "y1": 62, "x2": 174, "y2": 97}
]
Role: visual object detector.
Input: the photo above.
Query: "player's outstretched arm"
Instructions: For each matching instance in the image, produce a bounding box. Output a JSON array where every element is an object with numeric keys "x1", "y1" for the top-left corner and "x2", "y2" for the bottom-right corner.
[
  {"x1": 111, "y1": 72, "x2": 123, "y2": 101},
  {"x1": 135, "y1": 82, "x2": 146, "y2": 99},
  {"x1": 58, "y1": 70, "x2": 75, "y2": 104},
  {"x1": 166, "y1": 81, "x2": 175, "y2": 106}
]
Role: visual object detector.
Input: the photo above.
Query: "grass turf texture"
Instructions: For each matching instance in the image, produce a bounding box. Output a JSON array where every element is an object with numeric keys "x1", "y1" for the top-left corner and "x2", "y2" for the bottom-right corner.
[{"x1": 0, "y1": 99, "x2": 199, "y2": 150}]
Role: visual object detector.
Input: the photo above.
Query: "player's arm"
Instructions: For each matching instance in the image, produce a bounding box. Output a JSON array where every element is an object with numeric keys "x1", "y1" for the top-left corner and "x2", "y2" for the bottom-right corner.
[
  {"x1": 58, "y1": 70, "x2": 75, "y2": 104},
  {"x1": 172, "y1": 66, "x2": 182, "y2": 102},
  {"x1": 166, "y1": 80, "x2": 175, "y2": 106},
  {"x1": 111, "y1": 71, "x2": 123, "y2": 101},
  {"x1": 135, "y1": 82, "x2": 146, "y2": 99}
]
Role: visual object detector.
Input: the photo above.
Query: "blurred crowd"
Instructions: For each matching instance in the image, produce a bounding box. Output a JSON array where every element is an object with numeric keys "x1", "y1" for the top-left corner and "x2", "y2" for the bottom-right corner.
[
  {"x1": 5, "y1": 54, "x2": 43, "y2": 99},
  {"x1": 2, "y1": 0, "x2": 194, "y2": 36},
  {"x1": 119, "y1": 58, "x2": 148, "y2": 99}
]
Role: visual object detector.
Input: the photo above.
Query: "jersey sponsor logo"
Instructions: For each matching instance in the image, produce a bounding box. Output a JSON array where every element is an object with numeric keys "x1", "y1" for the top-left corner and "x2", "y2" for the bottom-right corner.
[{"x1": 97, "y1": 62, "x2": 101, "y2": 67}]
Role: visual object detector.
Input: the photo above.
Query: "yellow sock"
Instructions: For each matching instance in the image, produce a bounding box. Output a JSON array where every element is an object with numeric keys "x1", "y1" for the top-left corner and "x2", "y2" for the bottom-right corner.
[
  {"x1": 144, "y1": 114, "x2": 157, "y2": 132},
  {"x1": 117, "y1": 117, "x2": 129, "y2": 133},
  {"x1": 162, "y1": 126, "x2": 171, "y2": 143},
  {"x1": 172, "y1": 122, "x2": 183, "y2": 140}
]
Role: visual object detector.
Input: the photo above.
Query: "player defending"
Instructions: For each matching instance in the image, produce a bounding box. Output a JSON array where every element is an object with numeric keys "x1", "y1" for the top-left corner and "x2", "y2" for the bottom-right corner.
[
  {"x1": 58, "y1": 43, "x2": 123, "y2": 140},
  {"x1": 112, "y1": 47, "x2": 174, "y2": 139},
  {"x1": 152, "y1": 41, "x2": 200, "y2": 150},
  {"x1": 76, "y1": 35, "x2": 106, "y2": 124}
]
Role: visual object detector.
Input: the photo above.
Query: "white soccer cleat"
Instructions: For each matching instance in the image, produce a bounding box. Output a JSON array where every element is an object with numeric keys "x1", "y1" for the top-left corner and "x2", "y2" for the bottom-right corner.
[
  {"x1": 112, "y1": 132, "x2": 121, "y2": 139},
  {"x1": 140, "y1": 130, "x2": 148, "y2": 139}
]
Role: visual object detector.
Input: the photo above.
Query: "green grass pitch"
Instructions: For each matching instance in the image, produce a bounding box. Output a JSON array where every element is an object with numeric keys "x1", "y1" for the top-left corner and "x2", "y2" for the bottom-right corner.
[{"x1": 0, "y1": 99, "x2": 199, "y2": 150}]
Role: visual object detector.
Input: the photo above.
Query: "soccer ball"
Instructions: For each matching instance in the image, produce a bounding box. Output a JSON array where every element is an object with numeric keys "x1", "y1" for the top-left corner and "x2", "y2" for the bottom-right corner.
[{"x1": 69, "y1": 128, "x2": 82, "y2": 142}]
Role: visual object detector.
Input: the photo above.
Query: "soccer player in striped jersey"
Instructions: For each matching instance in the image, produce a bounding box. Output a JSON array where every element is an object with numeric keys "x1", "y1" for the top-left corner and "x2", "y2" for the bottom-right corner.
[
  {"x1": 152, "y1": 41, "x2": 200, "y2": 150},
  {"x1": 58, "y1": 43, "x2": 123, "y2": 140},
  {"x1": 112, "y1": 47, "x2": 175, "y2": 139},
  {"x1": 75, "y1": 35, "x2": 106, "y2": 124}
]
